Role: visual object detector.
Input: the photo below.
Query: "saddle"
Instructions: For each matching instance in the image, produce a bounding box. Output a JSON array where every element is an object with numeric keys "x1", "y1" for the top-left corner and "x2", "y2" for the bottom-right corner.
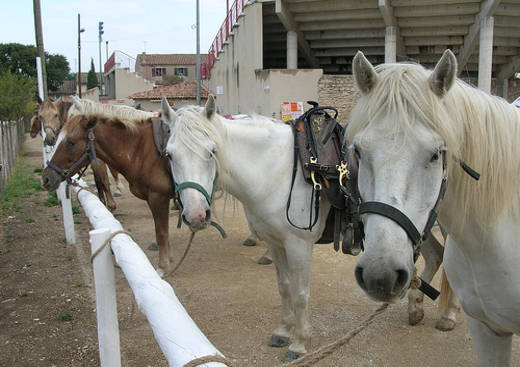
[{"x1": 288, "y1": 102, "x2": 364, "y2": 255}]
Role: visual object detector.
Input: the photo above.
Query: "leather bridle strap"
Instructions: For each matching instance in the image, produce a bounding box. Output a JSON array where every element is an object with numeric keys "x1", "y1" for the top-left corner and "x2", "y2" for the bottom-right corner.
[{"x1": 175, "y1": 173, "x2": 219, "y2": 206}]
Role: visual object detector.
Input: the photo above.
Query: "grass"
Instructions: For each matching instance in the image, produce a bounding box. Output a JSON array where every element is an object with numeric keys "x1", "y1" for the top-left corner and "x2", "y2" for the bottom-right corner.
[
  {"x1": 59, "y1": 312, "x2": 72, "y2": 322},
  {"x1": 71, "y1": 206, "x2": 80, "y2": 215},
  {"x1": 24, "y1": 218, "x2": 35, "y2": 223},
  {"x1": 43, "y1": 192, "x2": 59, "y2": 207},
  {"x1": 1, "y1": 158, "x2": 43, "y2": 213}
]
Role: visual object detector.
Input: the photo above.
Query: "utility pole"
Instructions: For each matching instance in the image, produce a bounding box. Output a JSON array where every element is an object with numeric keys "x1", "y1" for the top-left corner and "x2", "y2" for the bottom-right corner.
[
  {"x1": 77, "y1": 14, "x2": 85, "y2": 97},
  {"x1": 98, "y1": 21, "x2": 104, "y2": 94},
  {"x1": 106, "y1": 41, "x2": 109, "y2": 60},
  {"x1": 33, "y1": 0, "x2": 48, "y2": 99},
  {"x1": 196, "y1": 0, "x2": 201, "y2": 106}
]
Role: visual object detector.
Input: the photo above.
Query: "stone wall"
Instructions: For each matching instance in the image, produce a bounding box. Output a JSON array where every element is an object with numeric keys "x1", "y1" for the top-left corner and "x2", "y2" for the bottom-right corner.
[
  {"x1": 318, "y1": 75, "x2": 358, "y2": 126},
  {"x1": 318, "y1": 74, "x2": 520, "y2": 126}
]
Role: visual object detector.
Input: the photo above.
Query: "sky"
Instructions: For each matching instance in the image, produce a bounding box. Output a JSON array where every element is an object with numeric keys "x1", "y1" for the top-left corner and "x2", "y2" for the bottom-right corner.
[{"x1": 1, "y1": 0, "x2": 228, "y2": 74}]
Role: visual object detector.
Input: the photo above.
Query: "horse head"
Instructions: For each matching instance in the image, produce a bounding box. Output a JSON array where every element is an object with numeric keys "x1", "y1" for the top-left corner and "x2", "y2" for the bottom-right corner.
[
  {"x1": 37, "y1": 97, "x2": 71, "y2": 146},
  {"x1": 41, "y1": 114, "x2": 98, "y2": 191},
  {"x1": 347, "y1": 50, "x2": 457, "y2": 302},
  {"x1": 162, "y1": 96, "x2": 218, "y2": 232}
]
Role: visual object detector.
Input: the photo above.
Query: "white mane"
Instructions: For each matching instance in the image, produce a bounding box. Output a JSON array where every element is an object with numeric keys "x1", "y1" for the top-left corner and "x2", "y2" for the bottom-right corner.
[{"x1": 69, "y1": 96, "x2": 157, "y2": 122}]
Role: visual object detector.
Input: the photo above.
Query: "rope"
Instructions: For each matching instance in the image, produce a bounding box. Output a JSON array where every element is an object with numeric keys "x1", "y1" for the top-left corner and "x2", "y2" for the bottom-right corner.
[
  {"x1": 183, "y1": 354, "x2": 234, "y2": 367},
  {"x1": 90, "y1": 230, "x2": 133, "y2": 263},
  {"x1": 409, "y1": 267, "x2": 421, "y2": 290},
  {"x1": 170, "y1": 232, "x2": 196, "y2": 276},
  {"x1": 277, "y1": 303, "x2": 389, "y2": 367}
]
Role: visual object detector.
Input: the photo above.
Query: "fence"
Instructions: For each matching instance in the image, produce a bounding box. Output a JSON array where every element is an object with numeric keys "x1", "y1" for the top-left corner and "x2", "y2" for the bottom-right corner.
[
  {"x1": 72, "y1": 180, "x2": 229, "y2": 367},
  {"x1": 0, "y1": 118, "x2": 30, "y2": 201}
]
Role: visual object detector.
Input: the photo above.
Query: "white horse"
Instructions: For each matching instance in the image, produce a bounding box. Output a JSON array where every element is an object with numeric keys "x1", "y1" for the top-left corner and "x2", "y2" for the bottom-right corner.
[
  {"x1": 160, "y1": 96, "x2": 458, "y2": 360},
  {"x1": 347, "y1": 50, "x2": 520, "y2": 366}
]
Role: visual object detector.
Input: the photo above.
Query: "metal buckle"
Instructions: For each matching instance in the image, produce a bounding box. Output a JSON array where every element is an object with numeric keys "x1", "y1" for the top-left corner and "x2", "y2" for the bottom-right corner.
[
  {"x1": 310, "y1": 157, "x2": 322, "y2": 191},
  {"x1": 336, "y1": 161, "x2": 350, "y2": 185}
]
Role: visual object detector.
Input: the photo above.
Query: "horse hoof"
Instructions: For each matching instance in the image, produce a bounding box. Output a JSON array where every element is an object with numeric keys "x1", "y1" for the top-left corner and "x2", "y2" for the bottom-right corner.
[
  {"x1": 156, "y1": 268, "x2": 168, "y2": 278},
  {"x1": 242, "y1": 238, "x2": 257, "y2": 246},
  {"x1": 148, "y1": 242, "x2": 159, "y2": 251},
  {"x1": 113, "y1": 190, "x2": 122, "y2": 198},
  {"x1": 284, "y1": 351, "x2": 302, "y2": 362},
  {"x1": 108, "y1": 204, "x2": 117, "y2": 212},
  {"x1": 268, "y1": 335, "x2": 289, "y2": 347},
  {"x1": 257, "y1": 256, "x2": 272, "y2": 265},
  {"x1": 435, "y1": 316, "x2": 456, "y2": 331},
  {"x1": 408, "y1": 309, "x2": 424, "y2": 325}
]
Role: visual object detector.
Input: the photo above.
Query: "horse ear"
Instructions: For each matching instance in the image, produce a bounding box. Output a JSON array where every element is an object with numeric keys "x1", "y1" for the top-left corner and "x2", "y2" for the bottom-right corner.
[
  {"x1": 30, "y1": 115, "x2": 41, "y2": 138},
  {"x1": 205, "y1": 95, "x2": 216, "y2": 120},
  {"x1": 161, "y1": 97, "x2": 177, "y2": 126},
  {"x1": 72, "y1": 95, "x2": 83, "y2": 112},
  {"x1": 353, "y1": 51, "x2": 379, "y2": 95},
  {"x1": 429, "y1": 49, "x2": 457, "y2": 98}
]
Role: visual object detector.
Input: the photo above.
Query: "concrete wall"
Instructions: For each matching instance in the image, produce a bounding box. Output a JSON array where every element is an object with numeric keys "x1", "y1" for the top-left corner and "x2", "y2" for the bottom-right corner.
[
  {"x1": 208, "y1": 2, "x2": 323, "y2": 119},
  {"x1": 115, "y1": 68, "x2": 154, "y2": 100}
]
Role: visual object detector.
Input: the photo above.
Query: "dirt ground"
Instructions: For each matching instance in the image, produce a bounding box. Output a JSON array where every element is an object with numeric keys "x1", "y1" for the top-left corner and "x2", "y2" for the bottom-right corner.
[{"x1": 1, "y1": 135, "x2": 519, "y2": 367}]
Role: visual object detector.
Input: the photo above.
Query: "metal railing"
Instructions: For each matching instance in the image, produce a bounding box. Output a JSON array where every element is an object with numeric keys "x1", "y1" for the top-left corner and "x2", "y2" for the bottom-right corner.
[
  {"x1": 0, "y1": 118, "x2": 30, "y2": 200},
  {"x1": 207, "y1": 0, "x2": 246, "y2": 72}
]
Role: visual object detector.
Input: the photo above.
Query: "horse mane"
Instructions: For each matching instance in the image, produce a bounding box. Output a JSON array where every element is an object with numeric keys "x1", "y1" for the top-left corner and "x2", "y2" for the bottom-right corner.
[
  {"x1": 68, "y1": 98, "x2": 157, "y2": 129},
  {"x1": 346, "y1": 62, "x2": 520, "y2": 225}
]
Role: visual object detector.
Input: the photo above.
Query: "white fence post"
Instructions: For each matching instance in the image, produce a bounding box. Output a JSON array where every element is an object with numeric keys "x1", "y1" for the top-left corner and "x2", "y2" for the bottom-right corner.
[
  {"x1": 90, "y1": 228, "x2": 122, "y2": 367},
  {"x1": 74, "y1": 180, "x2": 228, "y2": 367},
  {"x1": 57, "y1": 182, "x2": 76, "y2": 245}
]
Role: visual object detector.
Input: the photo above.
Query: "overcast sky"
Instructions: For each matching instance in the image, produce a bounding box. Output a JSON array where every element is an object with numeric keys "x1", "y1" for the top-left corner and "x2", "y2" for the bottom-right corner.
[{"x1": 1, "y1": 0, "x2": 228, "y2": 74}]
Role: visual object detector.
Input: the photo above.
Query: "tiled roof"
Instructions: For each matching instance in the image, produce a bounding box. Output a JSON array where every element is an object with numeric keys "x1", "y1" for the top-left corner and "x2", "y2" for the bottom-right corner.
[
  {"x1": 128, "y1": 82, "x2": 211, "y2": 100},
  {"x1": 136, "y1": 53, "x2": 209, "y2": 66}
]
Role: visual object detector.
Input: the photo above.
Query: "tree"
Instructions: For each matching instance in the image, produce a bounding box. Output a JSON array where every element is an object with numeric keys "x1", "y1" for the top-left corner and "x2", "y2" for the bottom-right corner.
[
  {"x1": 157, "y1": 74, "x2": 184, "y2": 86},
  {"x1": 0, "y1": 71, "x2": 37, "y2": 120},
  {"x1": 87, "y1": 59, "x2": 98, "y2": 90},
  {"x1": 0, "y1": 43, "x2": 72, "y2": 92}
]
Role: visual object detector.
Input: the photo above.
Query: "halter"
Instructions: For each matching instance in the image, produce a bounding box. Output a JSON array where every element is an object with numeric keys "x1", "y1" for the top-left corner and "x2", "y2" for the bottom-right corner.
[
  {"x1": 46, "y1": 128, "x2": 99, "y2": 196},
  {"x1": 174, "y1": 173, "x2": 226, "y2": 238}
]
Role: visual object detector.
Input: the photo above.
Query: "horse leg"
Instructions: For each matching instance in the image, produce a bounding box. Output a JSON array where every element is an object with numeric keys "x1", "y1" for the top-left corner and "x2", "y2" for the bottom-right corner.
[
  {"x1": 91, "y1": 162, "x2": 117, "y2": 212},
  {"x1": 435, "y1": 269, "x2": 459, "y2": 331},
  {"x1": 268, "y1": 244, "x2": 294, "y2": 349},
  {"x1": 283, "y1": 239, "x2": 313, "y2": 361},
  {"x1": 466, "y1": 315, "x2": 512, "y2": 367},
  {"x1": 257, "y1": 248, "x2": 273, "y2": 265},
  {"x1": 408, "y1": 233, "x2": 443, "y2": 325},
  {"x1": 147, "y1": 193, "x2": 170, "y2": 278},
  {"x1": 243, "y1": 233, "x2": 259, "y2": 246},
  {"x1": 109, "y1": 167, "x2": 124, "y2": 197}
]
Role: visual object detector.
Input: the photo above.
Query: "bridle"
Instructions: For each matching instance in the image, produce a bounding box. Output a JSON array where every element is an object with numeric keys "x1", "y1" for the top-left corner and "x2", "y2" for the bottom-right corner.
[
  {"x1": 46, "y1": 128, "x2": 99, "y2": 195},
  {"x1": 358, "y1": 151, "x2": 448, "y2": 263}
]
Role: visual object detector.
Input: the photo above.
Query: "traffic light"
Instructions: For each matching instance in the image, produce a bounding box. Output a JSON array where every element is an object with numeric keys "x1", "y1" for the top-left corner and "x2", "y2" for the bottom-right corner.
[{"x1": 98, "y1": 21, "x2": 104, "y2": 39}]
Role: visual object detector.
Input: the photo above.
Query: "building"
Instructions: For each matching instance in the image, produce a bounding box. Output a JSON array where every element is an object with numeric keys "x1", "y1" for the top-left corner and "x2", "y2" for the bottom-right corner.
[
  {"x1": 208, "y1": 0, "x2": 520, "y2": 122},
  {"x1": 128, "y1": 82, "x2": 211, "y2": 111},
  {"x1": 135, "y1": 53, "x2": 209, "y2": 85},
  {"x1": 103, "y1": 52, "x2": 155, "y2": 105}
]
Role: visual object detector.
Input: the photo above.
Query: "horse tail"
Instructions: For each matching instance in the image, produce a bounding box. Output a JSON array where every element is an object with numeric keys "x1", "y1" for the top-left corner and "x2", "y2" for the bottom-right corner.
[{"x1": 437, "y1": 267, "x2": 452, "y2": 316}]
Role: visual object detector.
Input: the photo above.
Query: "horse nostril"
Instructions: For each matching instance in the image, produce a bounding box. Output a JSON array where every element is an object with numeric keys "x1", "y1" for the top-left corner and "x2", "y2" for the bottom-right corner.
[
  {"x1": 205, "y1": 209, "x2": 211, "y2": 222},
  {"x1": 42, "y1": 176, "x2": 49, "y2": 186},
  {"x1": 354, "y1": 266, "x2": 366, "y2": 291},
  {"x1": 393, "y1": 269, "x2": 409, "y2": 294}
]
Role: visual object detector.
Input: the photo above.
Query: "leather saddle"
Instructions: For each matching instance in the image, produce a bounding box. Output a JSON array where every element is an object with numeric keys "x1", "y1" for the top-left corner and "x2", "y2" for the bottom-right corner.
[{"x1": 291, "y1": 102, "x2": 364, "y2": 255}]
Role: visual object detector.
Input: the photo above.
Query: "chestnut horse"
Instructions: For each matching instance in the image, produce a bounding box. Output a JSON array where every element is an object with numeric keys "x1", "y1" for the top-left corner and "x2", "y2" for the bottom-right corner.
[
  {"x1": 41, "y1": 106, "x2": 176, "y2": 277},
  {"x1": 30, "y1": 96, "x2": 119, "y2": 211}
]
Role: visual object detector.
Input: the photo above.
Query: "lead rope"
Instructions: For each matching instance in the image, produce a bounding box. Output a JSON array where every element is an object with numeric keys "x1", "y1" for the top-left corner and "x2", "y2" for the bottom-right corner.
[{"x1": 277, "y1": 302, "x2": 389, "y2": 367}]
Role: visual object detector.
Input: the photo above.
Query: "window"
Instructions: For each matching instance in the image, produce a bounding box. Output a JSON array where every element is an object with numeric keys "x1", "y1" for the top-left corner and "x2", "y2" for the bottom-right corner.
[
  {"x1": 174, "y1": 67, "x2": 188, "y2": 77},
  {"x1": 152, "y1": 67, "x2": 166, "y2": 77}
]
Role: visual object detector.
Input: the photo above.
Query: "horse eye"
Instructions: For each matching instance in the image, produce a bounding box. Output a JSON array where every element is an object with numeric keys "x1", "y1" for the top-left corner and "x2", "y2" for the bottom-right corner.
[
  {"x1": 67, "y1": 139, "x2": 76, "y2": 147},
  {"x1": 431, "y1": 152, "x2": 439, "y2": 162},
  {"x1": 164, "y1": 151, "x2": 171, "y2": 159},
  {"x1": 354, "y1": 147, "x2": 361, "y2": 159}
]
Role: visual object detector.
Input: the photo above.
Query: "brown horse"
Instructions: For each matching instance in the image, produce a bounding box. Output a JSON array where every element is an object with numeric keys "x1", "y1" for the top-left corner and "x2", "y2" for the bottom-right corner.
[
  {"x1": 30, "y1": 96, "x2": 118, "y2": 211},
  {"x1": 41, "y1": 110, "x2": 175, "y2": 277}
]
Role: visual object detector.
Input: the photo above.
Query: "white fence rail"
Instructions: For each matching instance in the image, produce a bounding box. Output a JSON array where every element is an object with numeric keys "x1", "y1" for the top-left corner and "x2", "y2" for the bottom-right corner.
[
  {"x1": 0, "y1": 118, "x2": 30, "y2": 200},
  {"x1": 73, "y1": 180, "x2": 228, "y2": 367}
]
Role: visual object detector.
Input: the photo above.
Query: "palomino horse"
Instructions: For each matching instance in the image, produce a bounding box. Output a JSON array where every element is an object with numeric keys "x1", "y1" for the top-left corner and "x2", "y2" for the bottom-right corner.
[
  {"x1": 30, "y1": 96, "x2": 119, "y2": 211},
  {"x1": 160, "y1": 96, "x2": 457, "y2": 360},
  {"x1": 348, "y1": 50, "x2": 520, "y2": 366},
  {"x1": 41, "y1": 103, "x2": 176, "y2": 277}
]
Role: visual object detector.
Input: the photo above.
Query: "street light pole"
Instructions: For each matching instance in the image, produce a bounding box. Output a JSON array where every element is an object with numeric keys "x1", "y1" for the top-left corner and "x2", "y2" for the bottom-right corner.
[
  {"x1": 77, "y1": 14, "x2": 85, "y2": 98},
  {"x1": 98, "y1": 21, "x2": 104, "y2": 94}
]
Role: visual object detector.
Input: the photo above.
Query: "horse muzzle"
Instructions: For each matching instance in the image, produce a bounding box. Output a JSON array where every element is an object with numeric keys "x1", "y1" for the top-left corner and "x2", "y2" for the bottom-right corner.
[
  {"x1": 182, "y1": 208, "x2": 212, "y2": 232},
  {"x1": 354, "y1": 256, "x2": 411, "y2": 302},
  {"x1": 41, "y1": 169, "x2": 62, "y2": 191}
]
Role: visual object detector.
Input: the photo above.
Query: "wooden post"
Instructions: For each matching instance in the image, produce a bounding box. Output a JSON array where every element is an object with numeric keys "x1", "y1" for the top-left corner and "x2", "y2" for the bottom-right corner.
[{"x1": 57, "y1": 182, "x2": 76, "y2": 245}]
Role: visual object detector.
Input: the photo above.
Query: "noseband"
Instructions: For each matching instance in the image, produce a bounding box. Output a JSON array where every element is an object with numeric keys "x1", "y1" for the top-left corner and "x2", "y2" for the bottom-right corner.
[{"x1": 46, "y1": 128, "x2": 99, "y2": 194}]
